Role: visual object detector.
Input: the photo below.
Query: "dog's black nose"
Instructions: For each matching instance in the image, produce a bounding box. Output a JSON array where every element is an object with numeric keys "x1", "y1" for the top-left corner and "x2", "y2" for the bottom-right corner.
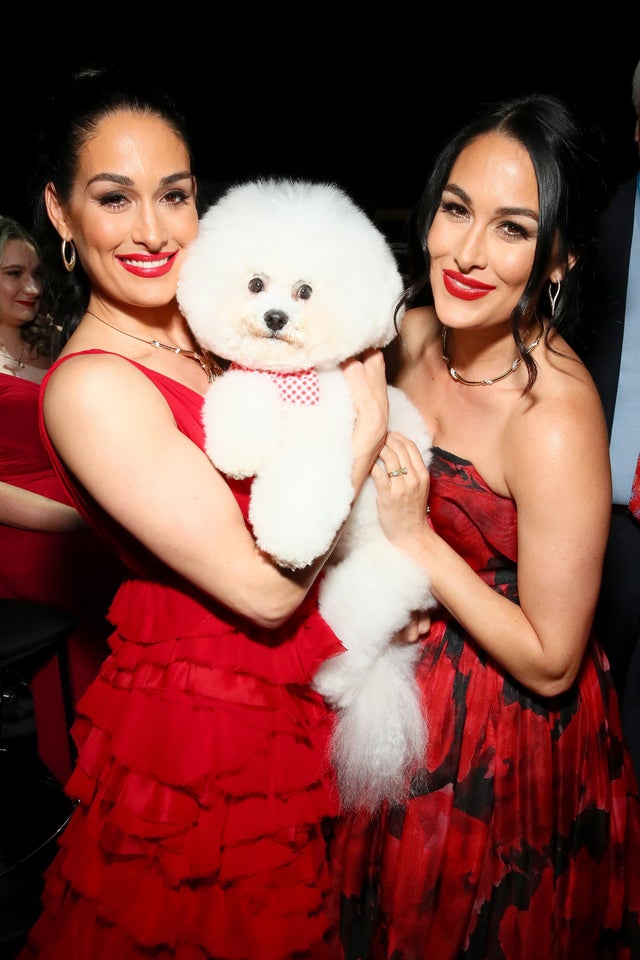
[{"x1": 264, "y1": 310, "x2": 288, "y2": 332}]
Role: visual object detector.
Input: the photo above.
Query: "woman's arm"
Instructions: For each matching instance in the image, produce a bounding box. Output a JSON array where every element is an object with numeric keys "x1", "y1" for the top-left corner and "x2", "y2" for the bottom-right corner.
[
  {"x1": 372, "y1": 388, "x2": 611, "y2": 697},
  {"x1": 43, "y1": 351, "x2": 389, "y2": 629},
  {"x1": 0, "y1": 480, "x2": 87, "y2": 532}
]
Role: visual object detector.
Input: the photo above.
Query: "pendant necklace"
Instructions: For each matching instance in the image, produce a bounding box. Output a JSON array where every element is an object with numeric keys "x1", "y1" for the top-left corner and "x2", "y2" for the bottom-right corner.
[
  {"x1": 0, "y1": 338, "x2": 27, "y2": 373},
  {"x1": 86, "y1": 310, "x2": 221, "y2": 383},
  {"x1": 441, "y1": 322, "x2": 544, "y2": 387}
]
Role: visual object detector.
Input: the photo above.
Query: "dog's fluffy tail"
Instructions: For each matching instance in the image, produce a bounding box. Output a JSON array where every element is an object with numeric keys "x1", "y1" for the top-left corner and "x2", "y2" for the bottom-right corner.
[{"x1": 330, "y1": 643, "x2": 426, "y2": 813}]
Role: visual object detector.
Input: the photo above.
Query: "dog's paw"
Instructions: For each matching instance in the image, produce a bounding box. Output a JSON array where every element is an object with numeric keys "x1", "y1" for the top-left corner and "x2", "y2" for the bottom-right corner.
[
  {"x1": 202, "y1": 371, "x2": 285, "y2": 477},
  {"x1": 248, "y1": 458, "x2": 354, "y2": 569}
]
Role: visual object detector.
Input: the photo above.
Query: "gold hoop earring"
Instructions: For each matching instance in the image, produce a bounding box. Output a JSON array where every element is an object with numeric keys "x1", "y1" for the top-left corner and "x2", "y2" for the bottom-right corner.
[
  {"x1": 61, "y1": 238, "x2": 76, "y2": 272},
  {"x1": 548, "y1": 279, "x2": 561, "y2": 318}
]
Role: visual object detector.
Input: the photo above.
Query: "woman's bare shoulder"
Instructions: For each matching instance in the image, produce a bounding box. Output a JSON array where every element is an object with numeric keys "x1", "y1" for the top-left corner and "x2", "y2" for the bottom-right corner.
[
  {"x1": 45, "y1": 351, "x2": 167, "y2": 427},
  {"x1": 506, "y1": 338, "x2": 609, "y2": 475}
]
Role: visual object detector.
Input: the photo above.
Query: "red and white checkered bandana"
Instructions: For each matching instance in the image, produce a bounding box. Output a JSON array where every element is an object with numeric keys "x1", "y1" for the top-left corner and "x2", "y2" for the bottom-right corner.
[{"x1": 230, "y1": 363, "x2": 320, "y2": 405}]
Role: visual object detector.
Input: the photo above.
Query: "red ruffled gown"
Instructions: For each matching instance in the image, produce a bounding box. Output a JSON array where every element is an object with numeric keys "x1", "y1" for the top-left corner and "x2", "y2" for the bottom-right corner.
[
  {"x1": 329, "y1": 448, "x2": 640, "y2": 960},
  {"x1": 19, "y1": 352, "x2": 343, "y2": 960},
  {"x1": 0, "y1": 371, "x2": 123, "y2": 784}
]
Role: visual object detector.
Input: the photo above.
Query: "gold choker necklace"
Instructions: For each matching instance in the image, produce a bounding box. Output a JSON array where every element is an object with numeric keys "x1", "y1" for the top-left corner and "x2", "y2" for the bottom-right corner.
[
  {"x1": 86, "y1": 310, "x2": 220, "y2": 383},
  {"x1": 441, "y1": 323, "x2": 544, "y2": 387}
]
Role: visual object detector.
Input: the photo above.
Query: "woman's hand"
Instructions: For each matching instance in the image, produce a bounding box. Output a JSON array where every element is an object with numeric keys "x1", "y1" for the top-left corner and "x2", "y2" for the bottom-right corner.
[
  {"x1": 342, "y1": 349, "x2": 389, "y2": 489},
  {"x1": 373, "y1": 433, "x2": 435, "y2": 641},
  {"x1": 371, "y1": 431, "x2": 432, "y2": 557},
  {"x1": 393, "y1": 607, "x2": 431, "y2": 644}
]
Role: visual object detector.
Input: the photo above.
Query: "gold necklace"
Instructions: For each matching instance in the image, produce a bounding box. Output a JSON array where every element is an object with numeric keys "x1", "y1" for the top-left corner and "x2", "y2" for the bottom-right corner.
[
  {"x1": 0, "y1": 337, "x2": 27, "y2": 372},
  {"x1": 86, "y1": 310, "x2": 220, "y2": 383},
  {"x1": 441, "y1": 322, "x2": 544, "y2": 387}
]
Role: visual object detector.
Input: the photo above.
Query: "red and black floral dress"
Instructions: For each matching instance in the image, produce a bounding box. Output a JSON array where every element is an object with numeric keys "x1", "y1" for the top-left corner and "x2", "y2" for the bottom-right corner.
[{"x1": 329, "y1": 447, "x2": 640, "y2": 960}]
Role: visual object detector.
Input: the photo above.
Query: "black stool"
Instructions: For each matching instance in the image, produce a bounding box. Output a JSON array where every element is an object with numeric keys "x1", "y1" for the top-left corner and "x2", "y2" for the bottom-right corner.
[
  {"x1": 0, "y1": 599, "x2": 78, "y2": 764},
  {"x1": 0, "y1": 599, "x2": 78, "y2": 955}
]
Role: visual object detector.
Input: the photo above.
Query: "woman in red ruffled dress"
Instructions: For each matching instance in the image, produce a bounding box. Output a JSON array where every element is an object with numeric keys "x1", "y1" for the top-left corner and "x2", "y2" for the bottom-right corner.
[
  {"x1": 0, "y1": 215, "x2": 122, "y2": 785},
  {"x1": 328, "y1": 96, "x2": 640, "y2": 959},
  {"x1": 17, "y1": 67, "x2": 389, "y2": 960}
]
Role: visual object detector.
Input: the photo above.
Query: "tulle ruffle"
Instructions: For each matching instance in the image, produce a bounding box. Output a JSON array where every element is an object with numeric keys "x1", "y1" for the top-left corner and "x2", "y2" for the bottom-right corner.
[{"x1": 20, "y1": 577, "x2": 343, "y2": 959}]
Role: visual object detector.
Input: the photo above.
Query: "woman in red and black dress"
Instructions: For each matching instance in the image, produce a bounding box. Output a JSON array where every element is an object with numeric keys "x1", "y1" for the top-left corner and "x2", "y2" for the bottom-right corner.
[{"x1": 329, "y1": 96, "x2": 640, "y2": 960}]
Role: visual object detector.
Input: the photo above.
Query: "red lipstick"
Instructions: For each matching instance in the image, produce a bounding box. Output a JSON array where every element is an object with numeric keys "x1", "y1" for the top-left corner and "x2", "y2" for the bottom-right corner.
[
  {"x1": 116, "y1": 252, "x2": 178, "y2": 278},
  {"x1": 442, "y1": 269, "x2": 495, "y2": 302}
]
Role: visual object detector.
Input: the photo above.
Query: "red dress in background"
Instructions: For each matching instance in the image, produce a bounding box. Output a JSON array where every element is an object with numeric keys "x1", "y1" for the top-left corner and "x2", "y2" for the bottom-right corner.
[
  {"x1": 329, "y1": 448, "x2": 640, "y2": 960},
  {"x1": 20, "y1": 352, "x2": 342, "y2": 960},
  {"x1": 0, "y1": 371, "x2": 123, "y2": 784}
]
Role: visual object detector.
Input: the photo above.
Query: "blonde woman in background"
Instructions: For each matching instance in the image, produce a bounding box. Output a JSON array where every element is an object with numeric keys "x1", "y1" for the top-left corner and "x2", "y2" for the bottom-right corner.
[{"x1": 0, "y1": 214, "x2": 123, "y2": 785}]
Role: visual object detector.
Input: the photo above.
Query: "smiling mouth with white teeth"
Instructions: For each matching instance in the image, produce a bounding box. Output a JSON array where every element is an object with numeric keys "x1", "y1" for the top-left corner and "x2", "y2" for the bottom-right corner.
[
  {"x1": 119, "y1": 255, "x2": 173, "y2": 266},
  {"x1": 116, "y1": 253, "x2": 177, "y2": 276}
]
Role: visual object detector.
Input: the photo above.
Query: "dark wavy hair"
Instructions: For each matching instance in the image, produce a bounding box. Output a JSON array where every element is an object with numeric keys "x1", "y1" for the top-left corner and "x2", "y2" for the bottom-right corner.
[
  {"x1": 29, "y1": 65, "x2": 196, "y2": 357},
  {"x1": 400, "y1": 94, "x2": 608, "y2": 392}
]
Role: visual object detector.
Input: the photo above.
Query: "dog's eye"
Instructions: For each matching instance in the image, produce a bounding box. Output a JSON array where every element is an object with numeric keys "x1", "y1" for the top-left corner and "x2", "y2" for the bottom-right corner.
[
  {"x1": 248, "y1": 277, "x2": 265, "y2": 293},
  {"x1": 295, "y1": 283, "x2": 313, "y2": 301}
]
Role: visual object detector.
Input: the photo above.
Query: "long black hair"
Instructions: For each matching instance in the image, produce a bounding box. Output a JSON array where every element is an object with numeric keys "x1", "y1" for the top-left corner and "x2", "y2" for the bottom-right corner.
[
  {"x1": 401, "y1": 94, "x2": 607, "y2": 392},
  {"x1": 29, "y1": 65, "x2": 196, "y2": 357}
]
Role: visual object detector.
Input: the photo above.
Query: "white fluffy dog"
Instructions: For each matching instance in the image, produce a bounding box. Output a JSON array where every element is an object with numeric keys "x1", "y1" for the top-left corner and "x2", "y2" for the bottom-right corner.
[{"x1": 177, "y1": 178, "x2": 434, "y2": 811}]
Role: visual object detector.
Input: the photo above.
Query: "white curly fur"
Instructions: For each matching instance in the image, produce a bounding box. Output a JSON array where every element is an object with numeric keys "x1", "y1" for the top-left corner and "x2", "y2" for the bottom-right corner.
[{"x1": 177, "y1": 178, "x2": 434, "y2": 811}]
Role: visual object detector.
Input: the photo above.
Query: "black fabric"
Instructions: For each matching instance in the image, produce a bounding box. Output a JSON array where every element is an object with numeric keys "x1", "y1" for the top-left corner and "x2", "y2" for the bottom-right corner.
[
  {"x1": 593, "y1": 509, "x2": 640, "y2": 779},
  {"x1": 0, "y1": 601, "x2": 77, "y2": 667}
]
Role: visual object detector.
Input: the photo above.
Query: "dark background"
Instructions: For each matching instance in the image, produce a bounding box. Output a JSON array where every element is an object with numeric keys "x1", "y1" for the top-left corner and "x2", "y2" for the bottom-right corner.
[{"x1": 2, "y1": 33, "x2": 638, "y2": 238}]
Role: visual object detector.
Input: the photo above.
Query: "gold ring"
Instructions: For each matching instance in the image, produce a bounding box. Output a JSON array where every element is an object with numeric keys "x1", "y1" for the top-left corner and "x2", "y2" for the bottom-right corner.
[{"x1": 387, "y1": 467, "x2": 408, "y2": 478}]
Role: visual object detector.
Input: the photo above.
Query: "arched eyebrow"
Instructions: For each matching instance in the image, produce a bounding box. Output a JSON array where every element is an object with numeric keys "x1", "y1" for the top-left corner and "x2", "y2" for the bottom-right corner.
[
  {"x1": 86, "y1": 171, "x2": 193, "y2": 188},
  {"x1": 442, "y1": 182, "x2": 471, "y2": 204},
  {"x1": 443, "y1": 182, "x2": 538, "y2": 221},
  {"x1": 495, "y1": 205, "x2": 539, "y2": 221}
]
